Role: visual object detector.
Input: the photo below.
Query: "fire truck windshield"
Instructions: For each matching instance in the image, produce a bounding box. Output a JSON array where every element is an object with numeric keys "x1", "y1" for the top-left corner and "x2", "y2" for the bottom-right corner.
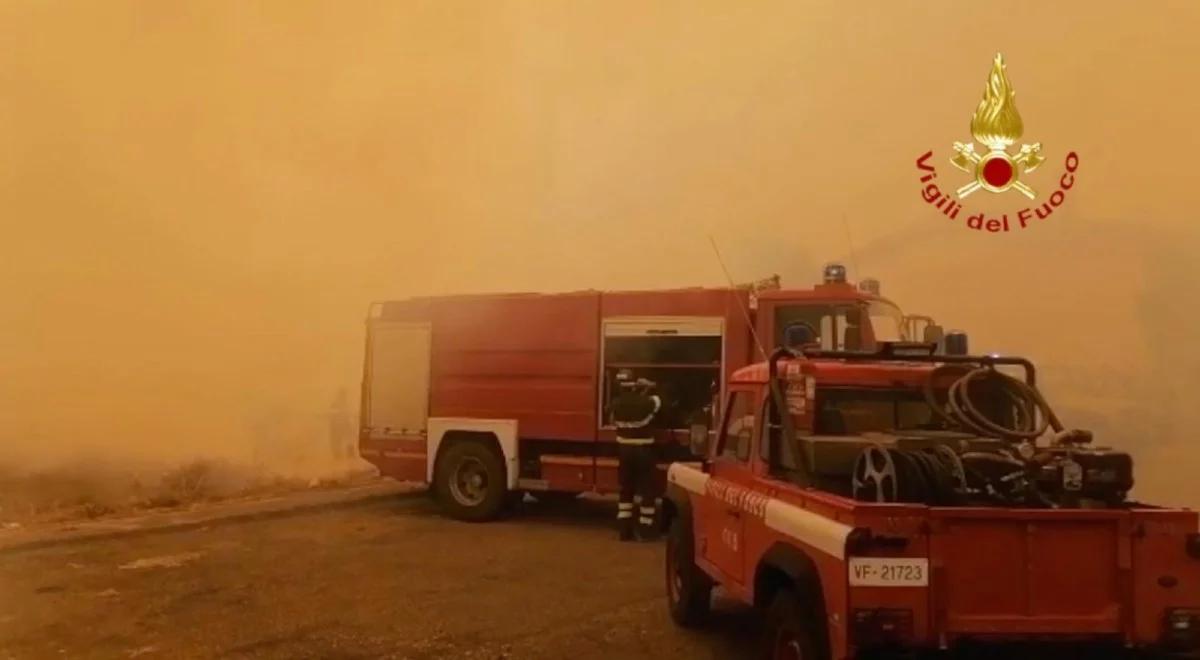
[{"x1": 867, "y1": 301, "x2": 904, "y2": 343}]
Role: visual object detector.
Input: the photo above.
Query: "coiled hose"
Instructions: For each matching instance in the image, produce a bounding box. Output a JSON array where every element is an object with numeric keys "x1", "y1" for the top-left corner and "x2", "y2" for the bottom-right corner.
[
  {"x1": 853, "y1": 364, "x2": 1081, "y2": 506},
  {"x1": 922, "y1": 364, "x2": 1064, "y2": 441}
]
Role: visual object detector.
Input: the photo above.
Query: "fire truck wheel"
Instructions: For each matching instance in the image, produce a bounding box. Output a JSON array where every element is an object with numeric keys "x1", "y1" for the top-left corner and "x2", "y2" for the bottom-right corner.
[
  {"x1": 433, "y1": 441, "x2": 508, "y2": 522},
  {"x1": 666, "y1": 514, "x2": 712, "y2": 627},
  {"x1": 764, "y1": 590, "x2": 823, "y2": 660}
]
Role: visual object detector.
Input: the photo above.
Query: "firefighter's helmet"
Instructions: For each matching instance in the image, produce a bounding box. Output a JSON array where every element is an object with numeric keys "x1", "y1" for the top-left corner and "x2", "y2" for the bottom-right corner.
[{"x1": 615, "y1": 369, "x2": 636, "y2": 389}]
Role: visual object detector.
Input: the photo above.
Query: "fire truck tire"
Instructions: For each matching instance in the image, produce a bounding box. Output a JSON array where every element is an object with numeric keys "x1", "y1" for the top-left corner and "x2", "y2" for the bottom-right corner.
[
  {"x1": 764, "y1": 590, "x2": 824, "y2": 660},
  {"x1": 666, "y1": 514, "x2": 712, "y2": 627},
  {"x1": 433, "y1": 441, "x2": 508, "y2": 522}
]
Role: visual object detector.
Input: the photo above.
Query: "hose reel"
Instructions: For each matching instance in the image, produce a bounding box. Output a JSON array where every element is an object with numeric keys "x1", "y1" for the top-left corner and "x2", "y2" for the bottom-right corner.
[
  {"x1": 851, "y1": 363, "x2": 1078, "y2": 507},
  {"x1": 852, "y1": 444, "x2": 966, "y2": 505}
]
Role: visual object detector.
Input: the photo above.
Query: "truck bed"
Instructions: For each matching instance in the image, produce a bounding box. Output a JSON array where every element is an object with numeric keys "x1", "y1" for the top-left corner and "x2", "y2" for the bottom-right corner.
[{"x1": 854, "y1": 502, "x2": 1199, "y2": 647}]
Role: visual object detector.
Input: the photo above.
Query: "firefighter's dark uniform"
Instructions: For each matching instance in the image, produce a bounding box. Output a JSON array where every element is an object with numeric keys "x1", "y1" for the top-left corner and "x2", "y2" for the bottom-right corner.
[{"x1": 611, "y1": 383, "x2": 662, "y2": 541}]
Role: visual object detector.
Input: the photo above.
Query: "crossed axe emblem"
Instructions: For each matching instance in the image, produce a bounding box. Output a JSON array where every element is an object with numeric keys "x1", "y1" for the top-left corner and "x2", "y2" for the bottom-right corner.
[{"x1": 950, "y1": 141, "x2": 1045, "y2": 199}]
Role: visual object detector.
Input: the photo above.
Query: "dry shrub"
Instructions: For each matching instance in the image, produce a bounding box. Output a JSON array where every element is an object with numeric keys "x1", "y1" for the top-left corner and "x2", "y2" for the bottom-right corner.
[{"x1": 0, "y1": 454, "x2": 375, "y2": 525}]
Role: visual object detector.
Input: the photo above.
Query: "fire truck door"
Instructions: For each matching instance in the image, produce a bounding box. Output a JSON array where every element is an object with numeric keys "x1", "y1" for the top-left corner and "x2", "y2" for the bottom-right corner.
[
  {"x1": 365, "y1": 321, "x2": 432, "y2": 438},
  {"x1": 701, "y1": 389, "x2": 756, "y2": 585}
]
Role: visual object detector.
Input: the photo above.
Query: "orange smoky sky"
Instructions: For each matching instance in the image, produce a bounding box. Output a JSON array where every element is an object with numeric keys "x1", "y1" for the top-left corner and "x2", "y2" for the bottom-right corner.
[{"x1": 2, "y1": 2, "x2": 1198, "y2": 501}]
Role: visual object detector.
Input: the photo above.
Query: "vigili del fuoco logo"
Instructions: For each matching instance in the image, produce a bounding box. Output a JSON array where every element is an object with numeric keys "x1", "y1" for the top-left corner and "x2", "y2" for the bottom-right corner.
[{"x1": 916, "y1": 53, "x2": 1078, "y2": 232}]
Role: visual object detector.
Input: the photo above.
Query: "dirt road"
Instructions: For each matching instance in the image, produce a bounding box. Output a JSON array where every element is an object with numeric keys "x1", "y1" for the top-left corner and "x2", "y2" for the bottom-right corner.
[{"x1": 0, "y1": 494, "x2": 757, "y2": 659}]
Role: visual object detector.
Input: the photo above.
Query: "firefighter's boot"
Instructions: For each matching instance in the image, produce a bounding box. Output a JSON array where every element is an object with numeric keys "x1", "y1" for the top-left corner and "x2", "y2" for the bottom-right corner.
[
  {"x1": 637, "y1": 502, "x2": 659, "y2": 542},
  {"x1": 617, "y1": 501, "x2": 635, "y2": 542}
]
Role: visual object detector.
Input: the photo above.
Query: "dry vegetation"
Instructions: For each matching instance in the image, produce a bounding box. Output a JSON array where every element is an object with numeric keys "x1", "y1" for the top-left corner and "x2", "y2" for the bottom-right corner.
[{"x1": 0, "y1": 456, "x2": 377, "y2": 527}]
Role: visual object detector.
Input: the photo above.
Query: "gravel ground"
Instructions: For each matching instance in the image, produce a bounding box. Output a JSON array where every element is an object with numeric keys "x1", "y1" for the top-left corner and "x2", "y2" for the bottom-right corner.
[{"x1": 0, "y1": 493, "x2": 758, "y2": 659}]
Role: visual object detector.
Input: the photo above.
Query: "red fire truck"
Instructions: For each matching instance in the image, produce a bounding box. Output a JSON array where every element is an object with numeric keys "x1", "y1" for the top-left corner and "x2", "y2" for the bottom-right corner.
[
  {"x1": 663, "y1": 344, "x2": 1200, "y2": 659},
  {"x1": 358, "y1": 266, "x2": 951, "y2": 521}
]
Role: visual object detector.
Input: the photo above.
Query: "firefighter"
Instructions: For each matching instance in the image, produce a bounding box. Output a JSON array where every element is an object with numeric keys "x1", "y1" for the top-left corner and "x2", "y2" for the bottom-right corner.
[{"x1": 610, "y1": 370, "x2": 663, "y2": 542}]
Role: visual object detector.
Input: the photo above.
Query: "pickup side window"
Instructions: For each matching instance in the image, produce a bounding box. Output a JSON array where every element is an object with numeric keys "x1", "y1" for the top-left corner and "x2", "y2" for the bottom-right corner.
[
  {"x1": 814, "y1": 386, "x2": 1016, "y2": 434},
  {"x1": 759, "y1": 395, "x2": 801, "y2": 475},
  {"x1": 758, "y1": 394, "x2": 780, "y2": 463},
  {"x1": 718, "y1": 390, "x2": 755, "y2": 463}
]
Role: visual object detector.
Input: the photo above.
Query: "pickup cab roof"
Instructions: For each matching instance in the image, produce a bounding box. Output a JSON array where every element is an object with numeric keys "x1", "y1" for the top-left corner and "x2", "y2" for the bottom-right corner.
[{"x1": 730, "y1": 357, "x2": 936, "y2": 389}]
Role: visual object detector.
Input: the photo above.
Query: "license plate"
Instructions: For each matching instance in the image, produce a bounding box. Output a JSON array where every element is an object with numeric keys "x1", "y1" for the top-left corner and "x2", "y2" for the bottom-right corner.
[{"x1": 848, "y1": 557, "x2": 929, "y2": 587}]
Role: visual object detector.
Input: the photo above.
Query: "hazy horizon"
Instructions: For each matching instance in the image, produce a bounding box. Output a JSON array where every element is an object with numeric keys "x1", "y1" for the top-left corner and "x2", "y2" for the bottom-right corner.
[{"x1": 3, "y1": 1, "x2": 1198, "y2": 504}]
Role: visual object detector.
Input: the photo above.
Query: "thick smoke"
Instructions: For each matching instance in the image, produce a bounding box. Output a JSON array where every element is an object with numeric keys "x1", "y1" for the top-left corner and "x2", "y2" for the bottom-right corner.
[{"x1": 2, "y1": 2, "x2": 1199, "y2": 510}]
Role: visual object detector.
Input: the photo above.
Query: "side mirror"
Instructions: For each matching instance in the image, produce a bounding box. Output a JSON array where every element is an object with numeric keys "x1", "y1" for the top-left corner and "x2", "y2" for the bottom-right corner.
[
  {"x1": 922, "y1": 323, "x2": 945, "y2": 344},
  {"x1": 689, "y1": 422, "x2": 710, "y2": 458}
]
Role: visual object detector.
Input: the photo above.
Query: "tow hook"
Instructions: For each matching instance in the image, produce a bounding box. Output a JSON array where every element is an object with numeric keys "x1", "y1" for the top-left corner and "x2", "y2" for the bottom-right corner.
[{"x1": 1164, "y1": 609, "x2": 1200, "y2": 654}]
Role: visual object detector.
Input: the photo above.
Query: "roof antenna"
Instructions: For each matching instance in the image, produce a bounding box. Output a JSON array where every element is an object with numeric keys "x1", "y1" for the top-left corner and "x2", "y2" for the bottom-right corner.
[
  {"x1": 707, "y1": 234, "x2": 768, "y2": 360},
  {"x1": 841, "y1": 214, "x2": 861, "y2": 280}
]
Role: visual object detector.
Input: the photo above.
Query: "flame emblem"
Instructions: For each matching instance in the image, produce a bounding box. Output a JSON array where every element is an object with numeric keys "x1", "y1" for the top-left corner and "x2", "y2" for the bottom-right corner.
[{"x1": 950, "y1": 54, "x2": 1044, "y2": 199}]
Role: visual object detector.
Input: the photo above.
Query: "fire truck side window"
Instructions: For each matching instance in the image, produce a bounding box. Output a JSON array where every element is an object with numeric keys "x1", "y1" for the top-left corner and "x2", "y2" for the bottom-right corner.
[
  {"x1": 718, "y1": 390, "x2": 754, "y2": 462},
  {"x1": 776, "y1": 304, "x2": 830, "y2": 349},
  {"x1": 776, "y1": 303, "x2": 894, "y2": 351},
  {"x1": 776, "y1": 304, "x2": 856, "y2": 351}
]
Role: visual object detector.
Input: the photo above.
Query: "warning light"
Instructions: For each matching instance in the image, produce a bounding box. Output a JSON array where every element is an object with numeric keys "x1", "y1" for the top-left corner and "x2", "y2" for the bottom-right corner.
[{"x1": 823, "y1": 263, "x2": 847, "y2": 284}]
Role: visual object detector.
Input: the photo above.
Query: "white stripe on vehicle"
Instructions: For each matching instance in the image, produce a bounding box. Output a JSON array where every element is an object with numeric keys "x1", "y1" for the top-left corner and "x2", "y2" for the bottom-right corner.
[
  {"x1": 667, "y1": 462, "x2": 853, "y2": 560},
  {"x1": 763, "y1": 499, "x2": 852, "y2": 560},
  {"x1": 668, "y1": 462, "x2": 711, "y2": 495}
]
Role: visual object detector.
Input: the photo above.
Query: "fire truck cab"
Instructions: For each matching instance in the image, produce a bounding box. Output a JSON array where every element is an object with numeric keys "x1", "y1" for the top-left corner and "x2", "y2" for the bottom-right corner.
[
  {"x1": 664, "y1": 345, "x2": 1200, "y2": 659},
  {"x1": 358, "y1": 266, "x2": 956, "y2": 522}
]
